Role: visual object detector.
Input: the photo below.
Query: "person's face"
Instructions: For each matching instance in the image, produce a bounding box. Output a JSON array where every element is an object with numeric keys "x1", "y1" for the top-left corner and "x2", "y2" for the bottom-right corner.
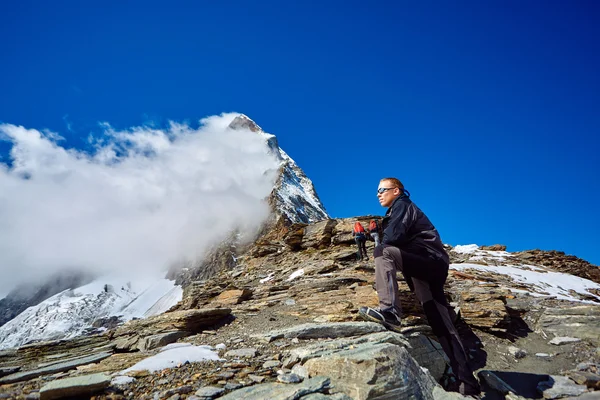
[{"x1": 377, "y1": 180, "x2": 401, "y2": 208}]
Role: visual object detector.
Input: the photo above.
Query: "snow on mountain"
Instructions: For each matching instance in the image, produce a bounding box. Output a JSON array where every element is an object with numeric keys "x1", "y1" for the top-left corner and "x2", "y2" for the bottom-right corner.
[
  {"x1": 228, "y1": 114, "x2": 328, "y2": 224},
  {"x1": 450, "y1": 244, "x2": 600, "y2": 304},
  {"x1": 0, "y1": 274, "x2": 182, "y2": 350}
]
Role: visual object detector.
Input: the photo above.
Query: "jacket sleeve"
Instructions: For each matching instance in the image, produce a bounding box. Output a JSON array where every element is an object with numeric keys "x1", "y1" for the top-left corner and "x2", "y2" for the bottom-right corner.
[{"x1": 382, "y1": 202, "x2": 410, "y2": 246}]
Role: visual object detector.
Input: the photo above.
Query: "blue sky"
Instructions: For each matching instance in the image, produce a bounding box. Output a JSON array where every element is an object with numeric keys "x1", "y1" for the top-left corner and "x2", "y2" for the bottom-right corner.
[{"x1": 1, "y1": 1, "x2": 599, "y2": 264}]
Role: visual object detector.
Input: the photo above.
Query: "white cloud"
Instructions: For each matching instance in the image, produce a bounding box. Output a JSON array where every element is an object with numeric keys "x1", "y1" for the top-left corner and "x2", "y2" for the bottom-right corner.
[{"x1": 0, "y1": 113, "x2": 278, "y2": 295}]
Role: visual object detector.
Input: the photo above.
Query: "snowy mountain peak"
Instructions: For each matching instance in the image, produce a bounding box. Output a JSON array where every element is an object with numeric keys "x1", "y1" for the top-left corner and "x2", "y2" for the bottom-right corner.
[
  {"x1": 228, "y1": 114, "x2": 262, "y2": 132},
  {"x1": 228, "y1": 114, "x2": 328, "y2": 224}
]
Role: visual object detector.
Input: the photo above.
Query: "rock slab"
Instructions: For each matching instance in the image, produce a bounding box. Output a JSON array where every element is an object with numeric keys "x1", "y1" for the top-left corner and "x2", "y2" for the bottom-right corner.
[
  {"x1": 303, "y1": 342, "x2": 436, "y2": 400},
  {"x1": 39, "y1": 373, "x2": 110, "y2": 400},
  {"x1": 257, "y1": 322, "x2": 386, "y2": 342},
  {"x1": 218, "y1": 376, "x2": 331, "y2": 400},
  {"x1": 0, "y1": 352, "x2": 112, "y2": 384},
  {"x1": 537, "y1": 375, "x2": 588, "y2": 399}
]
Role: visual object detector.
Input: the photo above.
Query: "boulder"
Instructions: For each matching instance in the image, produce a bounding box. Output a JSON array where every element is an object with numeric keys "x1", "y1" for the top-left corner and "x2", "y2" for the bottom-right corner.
[
  {"x1": 284, "y1": 331, "x2": 447, "y2": 382},
  {"x1": 136, "y1": 331, "x2": 188, "y2": 351},
  {"x1": 458, "y1": 287, "x2": 511, "y2": 331},
  {"x1": 213, "y1": 289, "x2": 252, "y2": 305},
  {"x1": 301, "y1": 219, "x2": 337, "y2": 249},
  {"x1": 284, "y1": 223, "x2": 307, "y2": 250},
  {"x1": 303, "y1": 342, "x2": 436, "y2": 400}
]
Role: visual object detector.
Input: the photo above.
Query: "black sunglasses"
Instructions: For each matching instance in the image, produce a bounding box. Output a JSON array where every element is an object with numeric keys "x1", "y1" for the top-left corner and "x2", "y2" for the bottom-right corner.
[{"x1": 377, "y1": 187, "x2": 397, "y2": 194}]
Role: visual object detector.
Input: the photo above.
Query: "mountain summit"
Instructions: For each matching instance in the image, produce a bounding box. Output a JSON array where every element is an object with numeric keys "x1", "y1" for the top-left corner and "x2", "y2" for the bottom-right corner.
[{"x1": 228, "y1": 114, "x2": 329, "y2": 225}]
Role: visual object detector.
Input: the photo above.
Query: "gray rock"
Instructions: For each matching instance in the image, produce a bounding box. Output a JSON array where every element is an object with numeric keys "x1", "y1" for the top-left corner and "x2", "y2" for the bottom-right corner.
[
  {"x1": 404, "y1": 334, "x2": 448, "y2": 381},
  {"x1": 0, "y1": 352, "x2": 112, "y2": 384},
  {"x1": 0, "y1": 366, "x2": 21, "y2": 378},
  {"x1": 537, "y1": 375, "x2": 587, "y2": 399},
  {"x1": 301, "y1": 219, "x2": 337, "y2": 249},
  {"x1": 292, "y1": 364, "x2": 310, "y2": 379},
  {"x1": 549, "y1": 337, "x2": 582, "y2": 346},
  {"x1": 39, "y1": 373, "x2": 110, "y2": 400},
  {"x1": 282, "y1": 354, "x2": 300, "y2": 369},
  {"x1": 225, "y1": 348, "x2": 258, "y2": 358},
  {"x1": 262, "y1": 360, "x2": 281, "y2": 368},
  {"x1": 256, "y1": 322, "x2": 386, "y2": 342},
  {"x1": 248, "y1": 374, "x2": 265, "y2": 383},
  {"x1": 559, "y1": 393, "x2": 600, "y2": 400},
  {"x1": 194, "y1": 386, "x2": 225, "y2": 398},
  {"x1": 507, "y1": 346, "x2": 528, "y2": 359},
  {"x1": 568, "y1": 371, "x2": 600, "y2": 389},
  {"x1": 137, "y1": 330, "x2": 189, "y2": 351},
  {"x1": 301, "y1": 394, "x2": 353, "y2": 400},
  {"x1": 278, "y1": 373, "x2": 303, "y2": 383},
  {"x1": 114, "y1": 334, "x2": 140, "y2": 351},
  {"x1": 219, "y1": 376, "x2": 330, "y2": 400},
  {"x1": 287, "y1": 331, "x2": 410, "y2": 362},
  {"x1": 176, "y1": 385, "x2": 194, "y2": 394},
  {"x1": 224, "y1": 382, "x2": 244, "y2": 390},
  {"x1": 576, "y1": 362, "x2": 598, "y2": 372},
  {"x1": 537, "y1": 306, "x2": 600, "y2": 345},
  {"x1": 303, "y1": 342, "x2": 436, "y2": 400},
  {"x1": 24, "y1": 393, "x2": 41, "y2": 400}
]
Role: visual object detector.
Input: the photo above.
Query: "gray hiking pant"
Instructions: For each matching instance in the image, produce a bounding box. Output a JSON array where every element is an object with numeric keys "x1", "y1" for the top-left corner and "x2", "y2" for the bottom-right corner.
[
  {"x1": 370, "y1": 232, "x2": 381, "y2": 247},
  {"x1": 374, "y1": 245, "x2": 478, "y2": 388}
]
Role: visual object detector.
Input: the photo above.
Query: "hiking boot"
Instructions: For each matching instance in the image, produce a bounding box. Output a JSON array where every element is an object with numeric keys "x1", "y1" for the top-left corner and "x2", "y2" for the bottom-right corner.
[
  {"x1": 459, "y1": 381, "x2": 481, "y2": 397},
  {"x1": 358, "y1": 306, "x2": 401, "y2": 332},
  {"x1": 445, "y1": 377, "x2": 481, "y2": 398}
]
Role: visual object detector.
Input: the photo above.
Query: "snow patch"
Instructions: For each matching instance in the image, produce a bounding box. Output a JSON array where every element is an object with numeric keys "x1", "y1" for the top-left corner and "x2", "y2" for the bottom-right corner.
[
  {"x1": 287, "y1": 269, "x2": 305, "y2": 281},
  {"x1": 260, "y1": 273, "x2": 274, "y2": 284},
  {"x1": 451, "y1": 263, "x2": 600, "y2": 303},
  {"x1": 121, "y1": 343, "x2": 221, "y2": 373}
]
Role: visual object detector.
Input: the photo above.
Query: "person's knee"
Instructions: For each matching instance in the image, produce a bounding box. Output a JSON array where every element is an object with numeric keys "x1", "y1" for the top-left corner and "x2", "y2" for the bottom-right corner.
[{"x1": 374, "y1": 245, "x2": 385, "y2": 258}]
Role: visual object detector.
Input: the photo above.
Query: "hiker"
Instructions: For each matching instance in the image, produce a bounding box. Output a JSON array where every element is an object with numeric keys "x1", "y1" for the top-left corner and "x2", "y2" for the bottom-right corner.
[
  {"x1": 358, "y1": 177, "x2": 480, "y2": 395},
  {"x1": 352, "y1": 221, "x2": 369, "y2": 261},
  {"x1": 368, "y1": 219, "x2": 381, "y2": 246}
]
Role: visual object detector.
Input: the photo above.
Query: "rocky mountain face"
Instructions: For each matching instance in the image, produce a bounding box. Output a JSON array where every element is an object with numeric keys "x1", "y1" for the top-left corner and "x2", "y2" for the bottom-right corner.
[
  {"x1": 171, "y1": 115, "x2": 329, "y2": 286},
  {"x1": 228, "y1": 114, "x2": 328, "y2": 226},
  {"x1": 1, "y1": 216, "x2": 599, "y2": 400}
]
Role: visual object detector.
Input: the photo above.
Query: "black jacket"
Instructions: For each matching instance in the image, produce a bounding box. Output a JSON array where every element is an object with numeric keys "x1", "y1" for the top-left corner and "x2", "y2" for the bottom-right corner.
[{"x1": 382, "y1": 195, "x2": 449, "y2": 264}]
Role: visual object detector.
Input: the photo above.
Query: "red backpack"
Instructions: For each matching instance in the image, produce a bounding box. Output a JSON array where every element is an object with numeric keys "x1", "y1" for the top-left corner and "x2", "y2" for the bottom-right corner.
[
  {"x1": 369, "y1": 220, "x2": 378, "y2": 232},
  {"x1": 354, "y1": 222, "x2": 365, "y2": 234}
]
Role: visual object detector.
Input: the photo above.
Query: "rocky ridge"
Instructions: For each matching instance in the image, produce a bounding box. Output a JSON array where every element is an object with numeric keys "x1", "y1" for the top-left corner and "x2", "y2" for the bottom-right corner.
[{"x1": 1, "y1": 217, "x2": 599, "y2": 399}]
